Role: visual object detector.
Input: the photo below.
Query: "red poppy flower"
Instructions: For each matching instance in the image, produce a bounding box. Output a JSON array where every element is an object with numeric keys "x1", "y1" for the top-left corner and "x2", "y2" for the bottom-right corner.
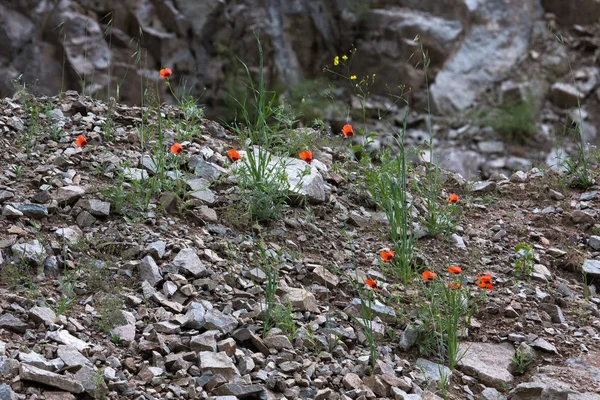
[
  {"x1": 448, "y1": 265, "x2": 462, "y2": 274},
  {"x1": 299, "y1": 150, "x2": 313, "y2": 164},
  {"x1": 227, "y1": 149, "x2": 241, "y2": 162},
  {"x1": 342, "y1": 124, "x2": 354, "y2": 138},
  {"x1": 75, "y1": 135, "x2": 87, "y2": 147},
  {"x1": 160, "y1": 68, "x2": 172, "y2": 79},
  {"x1": 447, "y1": 194, "x2": 459, "y2": 204},
  {"x1": 448, "y1": 281, "x2": 462, "y2": 290},
  {"x1": 380, "y1": 250, "x2": 395, "y2": 263},
  {"x1": 365, "y1": 277, "x2": 379, "y2": 290},
  {"x1": 475, "y1": 274, "x2": 493, "y2": 290},
  {"x1": 170, "y1": 143, "x2": 182, "y2": 155},
  {"x1": 421, "y1": 270, "x2": 438, "y2": 281}
]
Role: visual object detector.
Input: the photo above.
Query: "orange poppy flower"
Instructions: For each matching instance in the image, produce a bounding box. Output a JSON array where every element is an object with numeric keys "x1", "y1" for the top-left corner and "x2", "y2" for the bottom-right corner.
[
  {"x1": 447, "y1": 194, "x2": 459, "y2": 204},
  {"x1": 299, "y1": 150, "x2": 313, "y2": 163},
  {"x1": 227, "y1": 149, "x2": 241, "y2": 162},
  {"x1": 365, "y1": 277, "x2": 379, "y2": 290},
  {"x1": 170, "y1": 142, "x2": 182, "y2": 155},
  {"x1": 448, "y1": 265, "x2": 462, "y2": 274},
  {"x1": 75, "y1": 135, "x2": 87, "y2": 147},
  {"x1": 421, "y1": 270, "x2": 438, "y2": 281},
  {"x1": 342, "y1": 124, "x2": 354, "y2": 138},
  {"x1": 160, "y1": 68, "x2": 172, "y2": 79},
  {"x1": 448, "y1": 281, "x2": 462, "y2": 290},
  {"x1": 475, "y1": 274, "x2": 493, "y2": 290},
  {"x1": 380, "y1": 250, "x2": 395, "y2": 263}
]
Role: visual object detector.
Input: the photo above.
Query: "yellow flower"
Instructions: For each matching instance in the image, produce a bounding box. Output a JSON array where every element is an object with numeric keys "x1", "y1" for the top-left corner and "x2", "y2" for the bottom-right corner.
[
  {"x1": 342, "y1": 55, "x2": 348, "y2": 60},
  {"x1": 373, "y1": 73, "x2": 376, "y2": 78},
  {"x1": 350, "y1": 75, "x2": 357, "y2": 80},
  {"x1": 334, "y1": 56, "x2": 339, "y2": 66}
]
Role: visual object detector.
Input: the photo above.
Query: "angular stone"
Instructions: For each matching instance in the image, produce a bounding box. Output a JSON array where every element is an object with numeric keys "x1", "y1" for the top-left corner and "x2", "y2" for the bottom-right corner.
[
  {"x1": 583, "y1": 259, "x2": 600, "y2": 279},
  {"x1": 110, "y1": 324, "x2": 136, "y2": 345},
  {"x1": 550, "y1": 82, "x2": 582, "y2": 108},
  {"x1": 346, "y1": 298, "x2": 396, "y2": 321},
  {"x1": 213, "y1": 384, "x2": 264, "y2": 398},
  {"x1": 57, "y1": 345, "x2": 92, "y2": 367},
  {"x1": 122, "y1": 167, "x2": 148, "y2": 181},
  {"x1": 172, "y1": 248, "x2": 207, "y2": 277},
  {"x1": 54, "y1": 186, "x2": 85, "y2": 205},
  {"x1": 0, "y1": 383, "x2": 16, "y2": 400},
  {"x1": 264, "y1": 334, "x2": 293, "y2": 350},
  {"x1": 20, "y1": 364, "x2": 84, "y2": 394},
  {"x1": 310, "y1": 265, "x2": 339, "y2": 288},
  {"x1": 56, "y1": 226, "x2": 83, "y2": 246},
  {"x1": 13, "y1": 204, "x2": 48, "y2": 219},
  {"x1": 189, "y1": 190, "x2": 217, "y2": 205},
  {"x1": 11, "y1": 239, "x2": 46, "y2": 266},
  {"x1": 146, "y1": 240, "x2": 167, "y2": 260},
  {"x1": 199, "y1": 351, "x2": 240, "y2": 380},
  {"x1": 531, "y1": 338, "x2": 558, "y2": 354},
  {"x1": 79, "y1": 199, "x2": 110, "y2": 217},
  {"x1": 416, "y1": 359, "x2": 452, "y2": 382},
  {"x1": 151, "y1": 292, "x2": 183, "y2": 313},
  {"x1": 539, "y1": 304, "x2": 566, "y2": 324},
  {"x1": 46, "y1": 330, "x2": 90, "y2": 352},
  {"x1": 29, "y1": 307, "x2": 56, "y2": 326},
  {"x1": 76, "y1": 211, "x2": 96, "y2": 228},
  {"x1": 0, "y1": 314, "x2": 28, "y2": 333},
  {"x1": 589, "y1": 236, "x2": 600, "y2": 251},
  {"x1": 204, "y1": 309, "x2": 238, "y2": 334},
  {"x1": 280, "y1": 287, "x2": 318, "y2": 312},
  {"x1": 184, "y1": 302, "x2": 206, "y2": 329},
  {"x1": 139, "y1": 255, "x2": 162, "y2": 286},
  {"x1": 191, "y1": 330, "x2": 218, "y2": 353},
  {"x1": 458, "y1": 342, "x2": 514, "y2": 390},
  {"x1": 471, "y1": 181, "x2": 496, "y2": 193}
]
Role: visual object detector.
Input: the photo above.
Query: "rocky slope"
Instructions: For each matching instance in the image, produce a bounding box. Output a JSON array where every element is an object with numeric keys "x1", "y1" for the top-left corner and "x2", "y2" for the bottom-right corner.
[{"x1": 0, "y1": 91, "x2": 599, "y2": 399}]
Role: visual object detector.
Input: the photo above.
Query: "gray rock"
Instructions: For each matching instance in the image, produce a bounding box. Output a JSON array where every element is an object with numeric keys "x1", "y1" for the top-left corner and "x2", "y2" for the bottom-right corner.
[
  {"x1": 76, "y1": 210, "x2": 96, "y2": 228},
  {"x1": 539, "y1": 304, "x2": 566, "y2": 324},
  {"x1": 44, "y1": 256, "x2": 60, "y2": 277},
  {"x1": 122, "y1": 167, "x2": 148, "y2": 181},
  {"x1": 213, "y1": 384, "x2": 265, "y2": 398},
  {"x1": 139, "y1": 255, "x2": 162, "y2": 286},
  {"x1": 346, "y1": 298, "x2": 396, "y2": 321},
  {"x1": 204, "y1": 309, "x2": 238, "y2": 334},
  {"x1": 431, "y1": 1, "x2": 541, "y2": 113},
  {"x1": 54, "y1": 186, "x2": 85, "y2": 205},
  {"x1": 56, "y1": 226, "x2": 83, "y2": 246},
  {"x1": 264, "y1": 334, "x2": 293, "y2": 350},
  {"x1": 280, "y1": 287, "x2": 318, "y2": 312},
  {"x1": 478, "y1": 141, "x2": 505, "y2": 154},
  {"x1": 0, "y1": 314, "x2": 28, "y2": 333},
  {"x1": 510, "y1": 171, "x2": 528, "y2": 183},
  {"x1": 81, "y1": 199, "x2": 110, "y2": 217},
  {"x1": 589, "y1": 236, "x2": 600, "y2": 251},
  {"x1": 146, "y1": 240, "x2": 167, "y2": 259},
  {"x1": 2, "y1": 205, "x2": 22, "y2": 217},
  {"x1": 73, "y1": 365, "x2": 108, "y2": 398},
  {"x1": 459, "y1": 342, "x2": 514, "y2": 390},
  {"x1": 481, "y1": 387, "x2": 507, "y2": 400},
  {"x1": 45, "y1": 330, "x2": 90, "y2": 352},
  {"x1": 190, "y1": 330, "x2": 218, "y2": 352},
  {"x1": 12, "y1": 203, "x2": 48, "y2": 219},
  {"x1": 416, "y1": 358, "x2": 451, "y2": 382},
  {"x1": 471, "y1": 181, "x2": 497, "y2": 193},
  {"x1": 583, "y1": 259, "x2": 600, "y2": 279},
  {"x1": 199, "y1": 351, "x2": 240, "y2": 380},
  {"x1": 531, "y1": 338, "x2": 558, "y2": 354},
  {"x1": 29, "y1": 307, "x2": 56, "y2": 326},
  {"x1": 550, "y1": 82, "x2": 582, "y2": 108},
  {"x1": 0, "y1": 383, "x2": 16, "y2": 400},
  {"x1": 57, "y1": 345, "x2": 92, "y2": 367},
  {"x1": 20, "y1": 363, "x2": 84, "y2": 394},
  {"x1": 0, "y1": 191, "x2": 15, "y2": 203},
  {"x1": 11, "y1": 239, "x2": 46, "y2": 266},
  {"x1": 399, "y1": 325, "x2": 420, "y2": 352},
  {"x1": 189, "y1": 189, "x2": 217, "y2": 205},
  {"x1": 192, "y1": 159, "x2": 225, "y2": 182},
  {"x1": 110, "y1": 324, "x2": 136, "y2": 345},
  {"x1": 184, "y1": 302, "x2": 206, "y2": 329},
  {"x1": 151, "y1": 292, "x2": 183, "y2": 313},
  {"x1": 172, "y1": 248, "x2": 207, "y2": 277},
  {"x1": 509, "y1": 381, "x2": 545, "y2": 400}
]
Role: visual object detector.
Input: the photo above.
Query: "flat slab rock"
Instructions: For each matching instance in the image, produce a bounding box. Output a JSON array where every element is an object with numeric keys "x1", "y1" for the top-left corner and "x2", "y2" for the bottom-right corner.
[
  {"x1": 20, "y1": 363, "x2": 84, "y2": 394},
  {"x1": 459, "y1": 342, "x2": 514, "y2": 390}
]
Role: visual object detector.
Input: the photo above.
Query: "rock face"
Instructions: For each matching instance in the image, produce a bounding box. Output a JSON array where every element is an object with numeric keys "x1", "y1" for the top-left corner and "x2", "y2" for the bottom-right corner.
[
  {"x1": 459, "y1": 342, "x2": 515, "y2": 390},
  {"x1": 0, "y1": 0, "x2": 551, "y2": 116}
]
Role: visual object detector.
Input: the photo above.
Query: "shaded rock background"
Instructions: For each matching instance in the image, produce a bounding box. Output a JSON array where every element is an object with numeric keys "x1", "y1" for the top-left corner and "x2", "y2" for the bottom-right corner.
[
  {"x1": 0, "y1": 0, "x2": 550, "y2": 113},
  {"x1": 2, "y1": 0, "x2": 600, "y2": 180}
]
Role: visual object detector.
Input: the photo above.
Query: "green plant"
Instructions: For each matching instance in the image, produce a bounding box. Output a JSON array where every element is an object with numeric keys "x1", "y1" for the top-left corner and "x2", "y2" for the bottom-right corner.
[
  {"x1": 366, "y1": 111, "x2": 416, "y2": 284},
  {"x1": 511, "y1": 348, "x2": 533, "y2": 375},
  {"x1": 11, "y1": 165, "x2": 25, "y2": 177},
  {"x1": 227, "y1": 34, "x2": 297, "y2": 222},
  {"x1": 96, "y1": 293, "x2": 126, "y2": 333},
  {"x1": 418, "y1": 273, "x2": 475, "y2": 370},
  {"x1": 514, "y1": 243, "x2": 535, "y2": 278},
  {"x1": 111, "y1": 333, "x2": 121, "y2": 346},
  {"x1": 54, "y1": 296, "x2": 76, "y2": 316},
  {"x1": 272, "y1": 303, "x2": 296, "y2": 338},
  {"x1": 554, "y1": 31, "x2": 594, "y2": 188},
  {"x1": 256, "y1": 242, "x2": 279, "y2": 336},
  {"x1": 478, "y1": 95, "x2": 537, "y2": 143}
]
